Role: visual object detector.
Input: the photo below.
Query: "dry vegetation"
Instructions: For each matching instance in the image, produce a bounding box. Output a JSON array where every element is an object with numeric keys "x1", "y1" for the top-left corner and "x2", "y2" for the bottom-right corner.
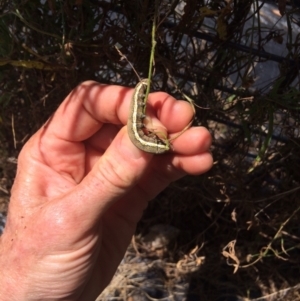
[{"x1": 1, "y1": 0, "x2": 300, "y2": 300}]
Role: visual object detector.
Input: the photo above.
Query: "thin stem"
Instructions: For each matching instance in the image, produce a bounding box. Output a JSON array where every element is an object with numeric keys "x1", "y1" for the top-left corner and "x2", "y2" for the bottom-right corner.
[{"x1": 143, "y1": 1, "x2": 158, "y2": 113}]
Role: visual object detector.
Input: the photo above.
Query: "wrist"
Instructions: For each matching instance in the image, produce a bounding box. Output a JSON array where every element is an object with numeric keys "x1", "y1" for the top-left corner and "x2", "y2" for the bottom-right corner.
[{"x1": 0, "y1": 231, "x2": 32, "y2": 301}]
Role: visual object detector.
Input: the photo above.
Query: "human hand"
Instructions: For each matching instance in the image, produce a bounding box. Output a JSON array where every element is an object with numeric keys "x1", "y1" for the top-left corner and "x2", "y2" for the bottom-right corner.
[{"x1": 0, "y1": 81, "x2": 213, "y2": 301}]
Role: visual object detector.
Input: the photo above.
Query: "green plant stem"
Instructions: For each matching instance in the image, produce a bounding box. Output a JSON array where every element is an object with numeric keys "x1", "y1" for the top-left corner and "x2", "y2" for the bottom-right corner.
[{"x1": 143, "y1": 3, "x2": 158, "y2": 113}]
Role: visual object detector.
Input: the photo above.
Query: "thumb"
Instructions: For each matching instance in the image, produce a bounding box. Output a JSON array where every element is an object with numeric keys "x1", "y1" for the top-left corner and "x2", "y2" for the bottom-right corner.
[{"x1": 72, "y1": 126, "x2": 153, "y2": 219}]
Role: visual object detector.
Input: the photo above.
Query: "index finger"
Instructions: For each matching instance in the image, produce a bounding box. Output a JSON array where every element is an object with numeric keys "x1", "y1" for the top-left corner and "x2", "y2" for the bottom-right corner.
[
  {"x1": 47, "y1": 81, "x2": 193, "y2": 143},
  {"x1": 47, "y1": 81, "x2": 130, "y2": 142}
]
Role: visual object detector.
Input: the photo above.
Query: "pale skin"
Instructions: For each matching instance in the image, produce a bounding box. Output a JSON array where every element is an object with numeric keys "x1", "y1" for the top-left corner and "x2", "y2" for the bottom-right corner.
[{"x1": 0, "y1": 81, "x2": 213, "y2": 301}]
